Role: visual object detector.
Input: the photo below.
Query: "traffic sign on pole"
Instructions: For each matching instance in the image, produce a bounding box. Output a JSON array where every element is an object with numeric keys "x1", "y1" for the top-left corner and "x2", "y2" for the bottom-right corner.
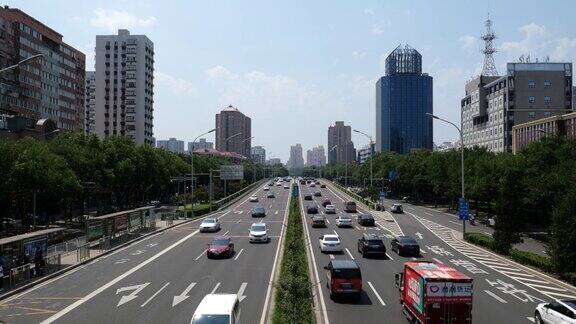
[{"x1": 459, "y1": 198, "x2": 469, "y2": 220}]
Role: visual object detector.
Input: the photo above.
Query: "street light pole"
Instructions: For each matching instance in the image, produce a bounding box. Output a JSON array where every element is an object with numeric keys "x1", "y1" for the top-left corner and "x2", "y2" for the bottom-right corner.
[
  {"x1": 241, "y1": 136, "x2": 255, "y2": 183},
  {"x1": 354, "y1": 129, "x2": 373, "y2": 188},
  {"x1": 329, "y1": 145, "x2": 338, "y2": 182},
  {"x1": 427, "y1": 112, "x2": 466, "y2": 234},
  {"x1": 0, "y1": 54, "x2": 44, "y2": 74},
  {"x1": 190, "y1": 128, "x2": 216, "y2": 217}
]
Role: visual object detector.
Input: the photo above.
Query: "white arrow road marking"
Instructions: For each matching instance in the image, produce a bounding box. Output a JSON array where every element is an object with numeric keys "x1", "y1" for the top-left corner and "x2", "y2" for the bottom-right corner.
[
  {"x1": 116, "y1": 283, "x2": 150, "y2": 307},
  {"x1": 141, "y1": 282, "x2": 170, "y2": 307},
  {"x1": 234, "y1": 248, "x2": 244, "y2": 261},
  {"x1": 146, "y1": 243, "x2": 158, "y2": 248},
  {"x1": 172, "y1": 282, "x2": 196, "y2": 307},
  {"x1": 368, "y1": 282, "x2": 386, "y2": 306},
  {"x1": 115, "y1": 259, "x2": 130, "y2": 264},
  {"x1": 526, "y1": 317, "x2": 535, "y2": 323},
  {"x1": 415, "y1": 232, "x2": 423, "y2": 239},
  {"x1": 275, "y1": 210, "x2": 279, "y2": 215},
  {"x1": 484, "y1": 290, "x2": 508, "y2": 303},
  {"x1": 211, "y1": 283, "x2": 220, "y2": 294},
  {"x1": 420, "y1": 249, "x2": 427, "y2": 254},
  {"x1": 130, "y1": 250, "x2": 146, "y2": 256},
  {"x1": 238, "y1": 211, "x2": 244, "y2": 215},
  {"x1": 237, "y1": 282, "x2": 248, "y2": 302}
]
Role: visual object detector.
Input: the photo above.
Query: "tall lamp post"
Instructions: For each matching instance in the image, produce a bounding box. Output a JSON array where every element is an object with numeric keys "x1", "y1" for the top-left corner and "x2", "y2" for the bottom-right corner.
[
  {"x1": 241, "y1": 136, "x2": 255, "y2": 182},
  {"x1": 426, "y1": 112, "x2": 466, "y2": 234},
  {"x1": 354, "y1": 129, "x2": 373, "y2": 188},
  {"x1": 0, "y1": 53, "x2": 43, "y2": 74},
  {"x1": 329, "y1": 145, "x2": 338, "y2": 183},
  {"x1": 190, "y1": 128, "x2": 216, "y2": 217}
]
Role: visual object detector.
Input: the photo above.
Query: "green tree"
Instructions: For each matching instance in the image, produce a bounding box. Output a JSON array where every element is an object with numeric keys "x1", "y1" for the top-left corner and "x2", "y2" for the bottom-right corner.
[{"x1": 549, "y1": 189, "x2": 576, "y2": 273}]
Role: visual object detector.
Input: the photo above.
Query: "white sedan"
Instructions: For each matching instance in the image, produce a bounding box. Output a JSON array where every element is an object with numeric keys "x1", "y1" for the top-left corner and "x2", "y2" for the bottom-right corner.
[
  {"x1": 263, "y1": 186, "x2": 270, "y2": 191},
  {"x1": 249, "y1": 195, "x2": 259, "y2": 202},
  {"x1": 199, "y1": 218, "x2": 220, "y2": 232},
  {"x1": 325, "y1": 204, "x2": 336, "y2": 214},
  {"x1": 535, "y1": 300, "x2": 576, "y2": 324},
  {"x1": 319, "y1": 234, "x2": 343, "y2": 253},
  {"x1": 335, "y1": 215, "x2": 353, "y2": 228},
  {"x1": 283, "y1": 184, "x2": 290, "y2": 189},
  {"x1": 249, "y1": 223, "x2": 269, "y2": 243}
]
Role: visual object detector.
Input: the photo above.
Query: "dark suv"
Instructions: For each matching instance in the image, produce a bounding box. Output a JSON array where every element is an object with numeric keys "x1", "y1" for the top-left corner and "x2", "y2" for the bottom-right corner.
[
  {"x1": 324, "y1": 260, "x2": 362, "y2": 300},
  {"x1": 307, "y1": 205, "x2": 319, "y2": 214},
  {"x1": 357, "y1": 214, "x2": 375, "y2": 226},
  {"x1": 357, "y1": 233, "x2": 386, "y2": 257},
  {"x1": 391, "y1": 235, "x2": 420, "y2": 256},
  {"x1": 304, "y1": 194, "x2": 313, "y2": 200}
]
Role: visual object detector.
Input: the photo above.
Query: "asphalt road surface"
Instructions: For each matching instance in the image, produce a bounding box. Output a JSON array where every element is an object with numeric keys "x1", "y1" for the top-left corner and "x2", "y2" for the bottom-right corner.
[
  {"x1": 0, "y1": 181, "x2": 291, "y2": 324},
  {"x1": 302, "y1": 180, "x2": 576, "y2": 324}
]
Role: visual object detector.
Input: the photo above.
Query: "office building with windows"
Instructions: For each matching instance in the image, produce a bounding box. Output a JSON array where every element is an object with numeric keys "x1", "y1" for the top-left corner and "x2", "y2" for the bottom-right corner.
[
  {"x1": 306, "y1": 145, "x2": 326, "y2": 167},
  {"x1": 215, "y1": 105, "x2": 251, "y2": 157},
  {"x1": 85, "y1": 71, "x2": 95, "y2": 134},
  {"x1": 157, "y1": 137, "x2": 185, "y2": 154},
  {"x1": 95, "y1": 29, "x2": 155, "y2": 145},
  {"x1": 461, "y1": 62, "x2": 572, "y2": 152},
  {"x1": 327, "y1": 121, "x2": 356, "y2": 165},
  {"x1": 188, "y1": 138, "x2": 213, "y2": 152},
  {"x1": 287, "y1": 144, "x2": 304, "y2": 171},
  {"x1": 0, "y1": 6, "x2": 86, "y2": 132},
  {"x1": 375, "y1": 45, "x2": 433, "y2": 154},
  {"x1": 251, "y1": 146, "x2": 266, "y2": 164}
]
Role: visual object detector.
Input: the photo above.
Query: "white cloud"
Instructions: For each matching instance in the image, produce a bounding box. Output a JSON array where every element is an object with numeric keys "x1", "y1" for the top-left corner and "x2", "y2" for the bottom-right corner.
[
  {"x1": 352, "y1": 51, "x2": 366, "y2": 59},
  {"x1": 371, "y1": 26, "x2": 383, "y2": 35},
  {"x1": 205, "y1": 65, "x2": 239, "y2": 80},
  {"x1": 364, "y1": 8, "x2": 374, "y2": 16},
  {"x1": 459, "y1": 35, "x2": 477, "y2": 51},
  {"x1": 89, "y1": 8, "x2": 158, "y2": 32},
  {"x1": 155, "y1": 71, "x2": 196, "y2": 95}
]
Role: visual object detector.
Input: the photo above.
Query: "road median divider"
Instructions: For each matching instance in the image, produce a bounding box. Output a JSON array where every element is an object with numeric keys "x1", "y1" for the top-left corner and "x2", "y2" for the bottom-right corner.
[{"x1": 272, "y1": 197, "x2": 314, "y2": 324}]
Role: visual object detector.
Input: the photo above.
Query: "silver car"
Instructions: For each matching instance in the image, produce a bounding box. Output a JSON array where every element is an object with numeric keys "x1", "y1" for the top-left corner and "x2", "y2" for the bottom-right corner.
[{"x1": 199, "y1": 218, "x2": 220, "y2": 232}]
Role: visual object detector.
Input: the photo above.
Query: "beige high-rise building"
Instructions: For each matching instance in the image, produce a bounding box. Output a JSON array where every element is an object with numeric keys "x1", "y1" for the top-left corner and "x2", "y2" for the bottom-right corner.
[
  {"x1": 328, "y1": 121, "x2": 356, "y2": 165},
  {"x1": 306, "y1": 145, "x2": 326, "y2": 167},
  {"x1": 215, "y1": 105, "x2": 251, "y2": 157},
  {"x1": 95, "y1": 29, "x2": 155, "y2": 145}
]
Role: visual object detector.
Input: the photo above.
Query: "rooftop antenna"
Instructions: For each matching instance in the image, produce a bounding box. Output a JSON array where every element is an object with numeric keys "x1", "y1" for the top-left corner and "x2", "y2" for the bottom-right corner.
[{"x1": 481, "y1": 13, "x2": 499, "y2": 76}]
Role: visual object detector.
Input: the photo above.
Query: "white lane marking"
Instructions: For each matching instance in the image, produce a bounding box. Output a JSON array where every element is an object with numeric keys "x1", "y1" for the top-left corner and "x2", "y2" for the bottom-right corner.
[
  {"x1": 432, "y1": 258, "x2": 444, "y2": 264},
  {"x1": 420, "y1": 250, "x2": 427, "y2": 254},
  {"x1": 526, "y1": 317, "x2": 535, "y2": 323},
  {"x1": 368, "y1": 281, "x2": 386, "y2": 306},
  {"x1": 116, "y1": 283, "x2": 149, "y2": 307},
  {"x1": 385, "y1": 253, "x2": 394, "y2": 260},
  {"x1": 355, "y1": 226, "x2": 362, "y2": 231},
  {"x1": 333, "y1": 230, "x2": 338, "y2": 235},
  {"x1": 238, "y1": 211, "x2": 244, "y2": 215},
  {"x1": 424, "y1": 212, "x2": 434, "y2": 216},
  {"x1": 41, "y1": 229, "x2": 202, "y2": 323},
  {"x1": 211, "y1": 282, "x2": 221, "y2": 294},
  {"x1": 329, "y1": 254, "x2": 335, "y2": 260},
  {"x1": 218, "y1": 210, "x2": 231, "y2": 219},
  {"x1": 259, "y1": 186, "x2": 291, "y2": 324},
  {"x1": 195, "y1": 250, "x2": 206, "y2": 261},
  {"x1": 415, "y1": 232, "x2": 423, "y2": 239},
  {"x1": 275, "y1": 210, "x2": 279, "y2": 215},
  {"x1": 172, "y1": 282, "x2": 196, "y2": 307},
  {"x1": 484, "y1": 289, "x2": 507, "y2": 303},
  {"x1": 449, "y1": 220, "x2": 461, "y2": 225},
  {"x1": 326, "y1": 219, "x2": 330, "y2": 224},
  {"x1": 141, "y1": 282, "x2": 170, "y2": 307},
  {"x1": 223, "y1": 230, "x2": 230, "y2": 236},
  {"x1": 411, "y1": 257, "x2": 417, "y2": 261},
  {"x1": 345, "y1": 248, "x2": 355, "y2": 260},
  {"x1": 234, "y1": 248, "x2": 244, "y2": 261},
  {"x1": 237, "y1": 219, "x2": 242, "y2": 223},
  {"x1": 237, "y1": 282, "x2": 248, "y2": 302}
]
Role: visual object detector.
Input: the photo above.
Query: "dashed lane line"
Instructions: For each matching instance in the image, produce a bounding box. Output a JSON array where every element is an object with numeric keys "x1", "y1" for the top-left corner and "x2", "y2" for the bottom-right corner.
[
  {"x1": 234, "y1": 248, "x2": 244, "y2": 261},
  {"x1": 345, "y1": 248, "x2": 355, "y2": 260},
  {"x1": 210, "y1": 283, "x2": 220, "y2": 294},
  {"x1": 368, "y1": 282, "x2": 386, "y2": 306}
]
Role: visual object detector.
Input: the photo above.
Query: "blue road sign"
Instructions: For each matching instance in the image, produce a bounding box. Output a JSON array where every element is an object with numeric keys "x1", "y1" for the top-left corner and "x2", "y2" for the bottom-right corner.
[
  {"x1": 379, "y1": 191, "x2": 386, "y2": 201},
  {"x1": 459, "y1": 198, "x2": 469, "y2": 220}
]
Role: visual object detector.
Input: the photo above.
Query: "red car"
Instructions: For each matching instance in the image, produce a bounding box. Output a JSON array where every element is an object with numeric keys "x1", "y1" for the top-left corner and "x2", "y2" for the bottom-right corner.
[
  {"x1": 322, "y1": 199, "x2": 332, "y2": 207},
  {"x1": 206, "y1": 236, "x2": 235, "y2": 259}
]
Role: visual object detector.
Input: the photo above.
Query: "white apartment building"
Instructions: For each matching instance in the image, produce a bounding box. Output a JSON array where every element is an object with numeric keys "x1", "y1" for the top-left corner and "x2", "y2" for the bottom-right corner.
[
  {"x1": 85, "y1": 71, "x2": 95, "y2": 135},
  {"x1": 157, "y1": 138, "x2": 185, "y2": 154},
  {"x1": 95, "y1": 29, "x2": 154, "y2": 145}
]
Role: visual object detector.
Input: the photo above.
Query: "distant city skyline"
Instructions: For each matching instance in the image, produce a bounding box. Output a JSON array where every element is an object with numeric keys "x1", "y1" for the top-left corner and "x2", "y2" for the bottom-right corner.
[{"x1": 5, "y1": 1, "x2": 576, "y2": 161}]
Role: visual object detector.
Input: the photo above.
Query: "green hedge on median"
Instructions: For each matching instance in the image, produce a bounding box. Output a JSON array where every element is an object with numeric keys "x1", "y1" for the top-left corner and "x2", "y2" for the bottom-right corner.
[{"x1": 273, "y1": 198, "x2": 314, "y2": 324}]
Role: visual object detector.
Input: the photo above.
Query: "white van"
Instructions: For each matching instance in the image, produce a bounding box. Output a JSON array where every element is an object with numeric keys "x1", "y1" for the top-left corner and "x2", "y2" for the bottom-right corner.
[{"x1": 191, "y1": 294, "x2": 240, "y2": 324}]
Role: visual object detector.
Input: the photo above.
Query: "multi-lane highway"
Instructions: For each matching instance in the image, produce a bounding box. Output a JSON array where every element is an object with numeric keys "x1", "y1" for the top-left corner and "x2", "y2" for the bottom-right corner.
[
  {"x1": 301, "y1": 180, "x2": 576, "y2": 324},
  {"x1": 0, "y1": 181, "x2": 291, "y2": 324}
]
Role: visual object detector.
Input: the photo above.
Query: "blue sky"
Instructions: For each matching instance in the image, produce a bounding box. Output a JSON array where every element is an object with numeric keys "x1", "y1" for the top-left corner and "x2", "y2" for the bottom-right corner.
[{"x1": 8, "y1": 0, "x2": 576, "y2": 161}]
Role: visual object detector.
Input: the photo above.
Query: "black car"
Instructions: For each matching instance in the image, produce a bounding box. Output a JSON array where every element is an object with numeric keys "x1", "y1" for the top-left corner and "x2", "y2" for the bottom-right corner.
[
  {"x1": 304, "y1": 194, "x2": 313, "y2": 200},
  {"x1": 251, "y1": 206, "x2": 266, "y2": 217},
  {"x1": 391, "y1": 236, "x2": 420, "y2": 256},
  {"x1": 357, "y1": 214, "x2": 375, "y2": 226},
  {"x1": 357, "y1": 233, "x2": 386, "y2": 257},
  {"x1": 320, "y1": 184, "x2": 326, "y2": 188},
  {"x1": 314, "y1": 191, "x2": 322, "y2": 197},
  {"x1": 267, "y1": 192, "x2": 275, "y2": 198},
  {"x1": 307, "y1": 205, "x2": 319, "y2": 214}
]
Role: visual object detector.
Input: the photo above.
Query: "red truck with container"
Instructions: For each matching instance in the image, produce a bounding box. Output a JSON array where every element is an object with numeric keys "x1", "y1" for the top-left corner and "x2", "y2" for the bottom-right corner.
[{"x1": 395, "y1": 261, "x2": 473, "y2": 324}]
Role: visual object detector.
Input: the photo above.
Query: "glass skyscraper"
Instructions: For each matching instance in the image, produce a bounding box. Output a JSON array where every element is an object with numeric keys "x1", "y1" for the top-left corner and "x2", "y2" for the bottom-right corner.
[{"x1": 376, "y1": 45, "x2": 433, "y2": 154}]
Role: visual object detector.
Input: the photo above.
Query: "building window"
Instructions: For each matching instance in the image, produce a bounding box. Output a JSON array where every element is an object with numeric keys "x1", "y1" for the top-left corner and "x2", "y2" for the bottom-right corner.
[
  {"x1": 544, "y1": 112, "x2": 551, "y2": 117},
  {"x1": 528, "y1": 96, "x2": 535, "y2": 104},
  {"x1": 528, "y1": 80, "x2": 535, "y2": 88},
  {"x1": 544, "y1": 81, "x2": 551, "y2": 88},
  {"x1": 528, "y1": 112, "x2": 536, "y2": 118},
  {"x1": 544, "y1": 96, "x2": 551, "y2": 104}
]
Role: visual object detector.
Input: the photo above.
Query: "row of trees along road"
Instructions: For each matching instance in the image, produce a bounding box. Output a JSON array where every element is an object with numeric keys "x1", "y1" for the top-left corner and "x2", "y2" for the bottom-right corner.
[
  {"x1": 319, "y1": 136, "x2": 576, "y2": 274},
  {"x1": 0, "y1": 133, "x2": 287, "y2": 231}
]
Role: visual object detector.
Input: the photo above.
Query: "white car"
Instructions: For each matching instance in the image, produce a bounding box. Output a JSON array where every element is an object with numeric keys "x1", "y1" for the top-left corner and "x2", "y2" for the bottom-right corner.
[
  {"x1": 535, "y1": 300, "x2": 576, "y2": 324},
  {"x1": 310, "y1": 183, "x2": 316, "y2": 187},
  {"x1": 319, "y1": 234, "x2": 342, "y2": 253},
  {"x1": 276, "y1": 182, "x2": 282, "y2": 186},
  {"x1": 191, "y1": 294, "x2": 241, "y2": 324},
  {"x1": 263, "y1": 186, "x2": 270, "y2": 191},
  {"x1": 249, "y1": 195, "x2": 259, "y2": 202},
  {"x1": 249, "y1": 223, "x2": 269, "y2": 243},
  {"x1": 325, "y1": 204, "x2": 336, "y2": 214},
  {"x1": 199, "y1": 218, "x2": 220, "y2": 232},
  {"x1": 336, "y1": 215, "x2": 353, "y2": 227},
  {"x1": 283, "y1": 184, "x2": 290, "y2": 189}
]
